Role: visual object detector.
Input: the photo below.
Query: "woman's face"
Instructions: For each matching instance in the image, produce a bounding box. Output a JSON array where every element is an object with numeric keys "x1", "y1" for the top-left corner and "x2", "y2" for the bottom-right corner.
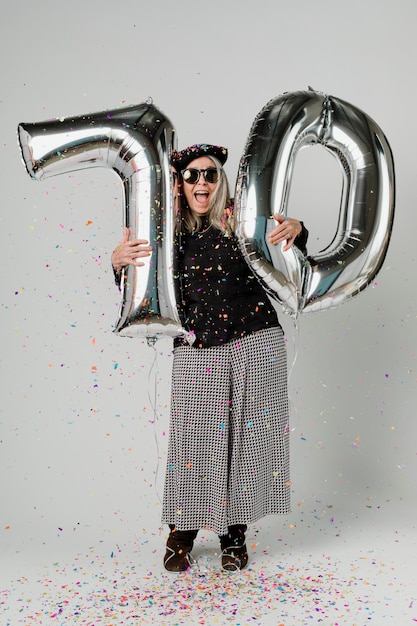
[{"x1": 181, "y1": 156, "x2": 218, "y2": 216}]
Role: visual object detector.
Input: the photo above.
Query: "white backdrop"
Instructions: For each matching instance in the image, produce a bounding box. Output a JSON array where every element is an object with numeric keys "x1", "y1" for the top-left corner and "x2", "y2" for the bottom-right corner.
[{"x1": 1, "y1": 1, "x2": 416, "y2": 624}]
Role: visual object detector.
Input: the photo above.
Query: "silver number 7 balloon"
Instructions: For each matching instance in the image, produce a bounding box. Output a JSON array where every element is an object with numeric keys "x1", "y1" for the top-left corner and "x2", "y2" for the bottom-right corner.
[
  {"x1": 18, "y1": 102, "x2": 186, "y2": 340},
  {"x1": 235, "y1": 89, "x2": 395, "y2": 316}
]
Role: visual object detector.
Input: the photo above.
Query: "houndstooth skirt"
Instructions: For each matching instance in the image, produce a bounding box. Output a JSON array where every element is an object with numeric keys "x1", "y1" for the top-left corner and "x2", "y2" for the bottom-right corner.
[{"x1": 161, "y1": 326, "x2": 290, "y2": 536}]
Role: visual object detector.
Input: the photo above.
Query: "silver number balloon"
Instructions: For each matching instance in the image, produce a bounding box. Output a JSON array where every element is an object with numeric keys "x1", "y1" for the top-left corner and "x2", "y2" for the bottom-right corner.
[
  {"x1": 235, "y1": 89, "x2": 395, "y2": 316},
  {"x1": 18, "y1": 101, "x2": 186, "y2": 340}
]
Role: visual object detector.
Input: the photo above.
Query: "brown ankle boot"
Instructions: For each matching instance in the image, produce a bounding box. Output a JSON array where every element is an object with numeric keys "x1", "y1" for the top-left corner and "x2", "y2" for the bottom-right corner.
[
  {"x1": 219, "y1": 524, "x2": 248, "y2": 571},
  {"x1": 163, "y1": 528, "x2": 198, "y2": 572}
]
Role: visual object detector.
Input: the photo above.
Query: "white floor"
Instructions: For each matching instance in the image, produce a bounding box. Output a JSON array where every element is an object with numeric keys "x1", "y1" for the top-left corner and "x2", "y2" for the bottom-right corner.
[{"x1": 2, "y1": 488, "x2": 416, "y2": 625}]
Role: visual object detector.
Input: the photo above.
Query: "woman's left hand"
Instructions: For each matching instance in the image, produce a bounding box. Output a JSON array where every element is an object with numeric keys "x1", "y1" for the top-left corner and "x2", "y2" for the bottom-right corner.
[{"x1": 269, "y1": 214, "x2": 302, "y2": 251}]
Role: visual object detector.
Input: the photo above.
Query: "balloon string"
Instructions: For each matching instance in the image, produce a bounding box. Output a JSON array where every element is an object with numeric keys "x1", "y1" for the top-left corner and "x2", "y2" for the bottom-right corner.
[
  {"x1": 287, "y1": 316, "x2": 300, "y2": 432},
  {"x1": 146, "y1": 339, "x2": 163, "y2": 506}
]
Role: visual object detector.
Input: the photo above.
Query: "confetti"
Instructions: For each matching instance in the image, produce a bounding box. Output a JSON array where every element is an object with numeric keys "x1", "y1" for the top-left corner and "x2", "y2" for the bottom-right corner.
[{"x1": 1, "y1": 548, "x2": 414, "y2": 624}]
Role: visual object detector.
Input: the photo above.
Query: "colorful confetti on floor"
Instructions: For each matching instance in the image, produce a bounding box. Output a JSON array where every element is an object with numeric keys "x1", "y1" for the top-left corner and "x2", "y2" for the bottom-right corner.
[{"x1": 2, "y1": 544, "x2": 416, "y2": 625}]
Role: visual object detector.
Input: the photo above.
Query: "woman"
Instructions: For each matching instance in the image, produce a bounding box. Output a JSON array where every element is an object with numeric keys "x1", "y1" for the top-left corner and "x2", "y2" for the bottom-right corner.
[{"x1": 111, "y1": 144, "x2": 308, "y2": 572}]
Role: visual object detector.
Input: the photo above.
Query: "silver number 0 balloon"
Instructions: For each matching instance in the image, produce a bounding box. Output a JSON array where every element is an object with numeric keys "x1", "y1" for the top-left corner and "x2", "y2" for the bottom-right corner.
[
  {"x1": 18, "y1": 102, "x2": 186, "y2": 340},
  {"x1": 235, "y1": 89, "x2": 395, "y2": 316}
]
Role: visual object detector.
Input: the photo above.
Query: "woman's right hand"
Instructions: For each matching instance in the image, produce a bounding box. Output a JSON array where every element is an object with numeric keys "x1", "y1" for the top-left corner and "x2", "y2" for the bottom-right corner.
[{"x1": 111, "y1": 227, "x2": 152, "y2": 274}]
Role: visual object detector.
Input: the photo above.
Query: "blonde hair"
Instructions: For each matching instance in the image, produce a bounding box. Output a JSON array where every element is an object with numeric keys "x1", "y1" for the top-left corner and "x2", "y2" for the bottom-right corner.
[{"x1": 180, "y1": 156, "x2": 234, "y2": 235}]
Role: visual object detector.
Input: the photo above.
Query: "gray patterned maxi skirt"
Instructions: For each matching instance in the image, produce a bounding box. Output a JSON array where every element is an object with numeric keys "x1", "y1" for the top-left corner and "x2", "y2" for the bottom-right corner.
[{"x1": 161, "y1": 326, "x2": 290, "y2": 536}]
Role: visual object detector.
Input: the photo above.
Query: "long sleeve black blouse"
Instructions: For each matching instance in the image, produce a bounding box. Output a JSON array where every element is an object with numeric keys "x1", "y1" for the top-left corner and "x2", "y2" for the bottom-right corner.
[
  {"x1": 113, "y1": 218, "x2": 308, "y2": 348},
  {"x1": 175, "y1": 222, "x2": 308, "y2": 349}
]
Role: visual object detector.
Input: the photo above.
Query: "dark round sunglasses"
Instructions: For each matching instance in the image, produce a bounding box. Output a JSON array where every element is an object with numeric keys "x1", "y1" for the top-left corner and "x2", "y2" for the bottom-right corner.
[{"x1": 181, "y1": 167, "x2": 219, "y2": 184}]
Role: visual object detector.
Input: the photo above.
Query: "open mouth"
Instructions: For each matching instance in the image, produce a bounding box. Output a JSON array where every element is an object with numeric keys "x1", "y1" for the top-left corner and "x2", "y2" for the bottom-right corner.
[{"x1": 194, "y1": 191, "x2": 209, "y2": 204}]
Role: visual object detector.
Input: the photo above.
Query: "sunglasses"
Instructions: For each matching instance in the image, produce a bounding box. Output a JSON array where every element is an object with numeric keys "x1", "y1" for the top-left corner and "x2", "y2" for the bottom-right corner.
[{"x1": 181, "y1": 167, "x2": 219, "y2": 184}]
